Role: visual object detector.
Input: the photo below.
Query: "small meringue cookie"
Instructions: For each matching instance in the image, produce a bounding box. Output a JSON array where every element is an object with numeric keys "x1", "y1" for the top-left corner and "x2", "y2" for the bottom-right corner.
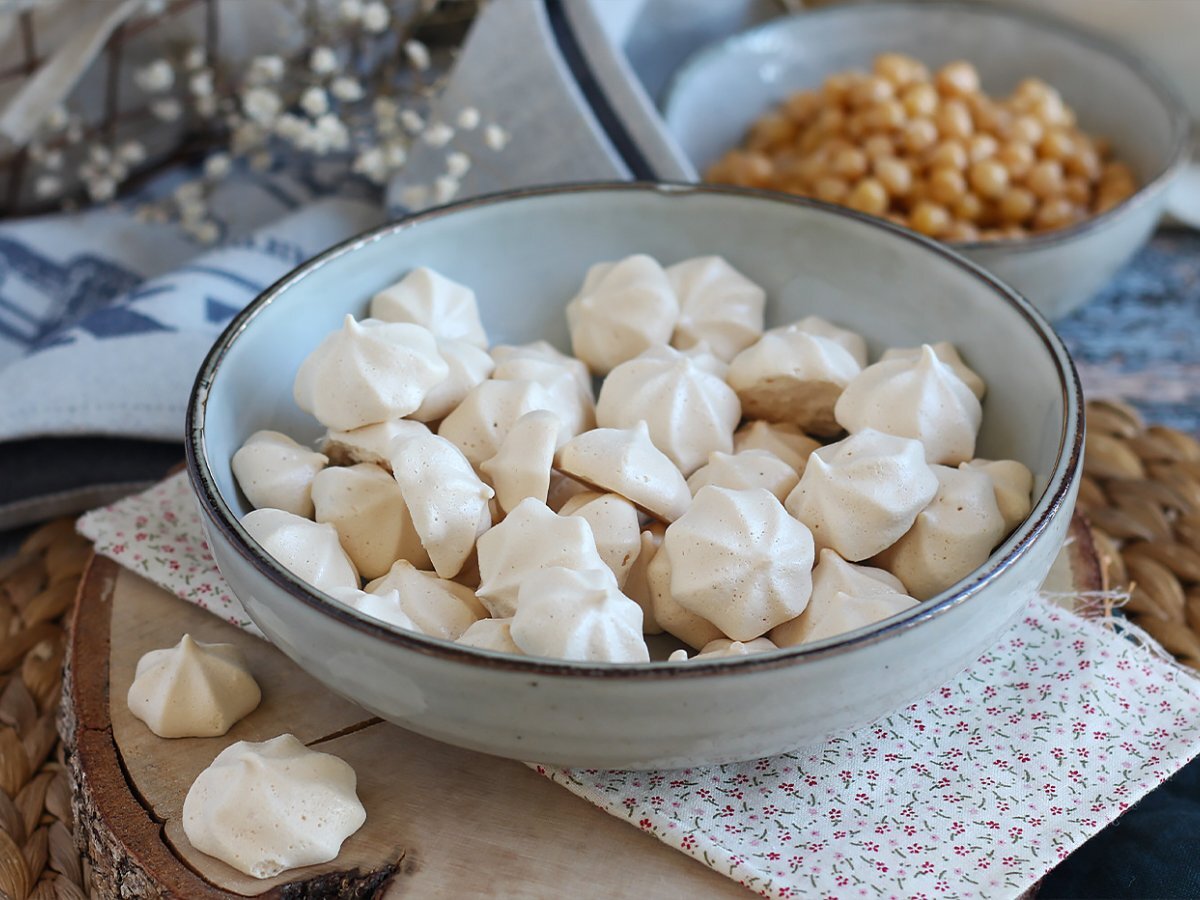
[
  {"x1": 784, "y1": 429, "x2": 939, "y2": 561},
  {"x1": 566, "y1": 255, "x2": 679, "y2": 375},
  {"x1": 770, "y1": 549, "x2": 916, "y2": 646},
  {"x1": 677, "y1": 341, "x2": 731, "y2": 379},
  {"x1": 456, "y1": 617, "x2": 523, "y2": 654},
  {"x1": 475, "y1": 498, "x2": 607, "y2": 617},
  {"x1": 596, "y1": 344, "x2": 741, "y2": 475},
  {"x1": 646, "y1": 545, "x2": 723, "y2": 649},
  {"x1": 182, "y1": 734, "x2": 365, "y2": 879},
  {"x1": 231, "y1": 430, "x2": 327, "y2": 518},
  {"x1": 322, "y1": 418, "x2": 430, "y2": 469},
  {"x1": 510, "y1": 566, "x2": 649, "y2": 663},
  {"x1": 293, "y1": 315, "x2": 449, "y2": 431},
  {"x1": 672, "y1": 637, "x2": 779, "y2": 662},
  {"x1": 241, "y1": 508, "x2": 359, "y2": 593},
  {"x1": 490, "y1": 340, "x2": 593, "y2": 403},
  {"x1": 874, "y1": 464, "x2": 1007, "y2": 600},
  {"x1": 390, "y1": 434, "x2": 493, "y2": 579},
  {"x1": 880, "y1": 341, "x2": 986, "y2": 400},
  {"x1": 834, "y1": 344, "x2": 982, "y2": 465},
  {"x1": 784, "y1": 316, "x2": 869, "y2": 367},
  {"x1": 687, "y1": 449, "x2": 799, "y2": 502},
  {"x1": 492, "y1": 354, "x2": 595, "y2": 438},
  {"x1": 732, "y1": 420, "x2": 821, "y2": 473},
  {"x1": 127, "y1": 634, "x2": 261, "y2": 738},
  {"x1": 363, "y1": 560, "x2": 487, "y2": 640},
  {"x1": 623, "y1": 522, "x2": 665, "y2": 634},
  {"x1": 667, "y1": 255, "x2": 766, "y2": 362},
  {"x1": 369, "y1": 266, "x2": 488, "y2": 348},
  {"x1": 558, "y1": 492, "x2": 642, "y2": 587},
  {"x1": 966, "y1": 459, "x2": 1034, "y2": 532},
  {"x1": 327, "y1": 586, "x2": 420, "y2": 633},
  {"x1": 546, "y1": 471, "x2": 591, "y2": 512},
  {"x1": 664, "y1": 486, "x2": 815, "y2": 641},
  {"x1": 479, "y1": 410, "x2": 560, "y2": 514},
  {"x1": 727, "y1": 330, "x2": 862, "y2": 436},
  {"x1": 437, "y1": 378, "x2": 564, "y2": 467},
  {"x1": 311, "y1": 463, "x2": 430, "y2": 578},
  {"x1": 555, "y1": 421, "x2": 692, "y2": 523},
  {"x1": 412, "y1": 338, "x2": 495, "y2": 422}
]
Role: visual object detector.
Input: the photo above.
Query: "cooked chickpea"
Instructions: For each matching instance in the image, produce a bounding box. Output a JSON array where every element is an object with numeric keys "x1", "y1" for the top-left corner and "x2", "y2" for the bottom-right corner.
[
  {"x1": 846, "y1": 177, "x2": 889, "y2": 216},
  {"x1": 831, "y1": 147, "x2": 869, "y2": 180},
  {"x1": 901, "y1": 83, "x2": 938, "y2": 119},
  {"x1": 727, "y1": 151, "x2": 775, "y2": 187},
  {"x1": 928, "y1": 168, "x2": 967, "y2": 205},
  {"x1": 944, "y1": 221, "x2": 980, "y2": 242},
  {"x1": 813, "y1": 106, "x2": 846, "y2": 136},
  {"x1": 747, "y1": 113, "x2": 796, "y2": 152},
  {"x1": 822, "y1": 72, "x2": 857, "y2": 105},
  {"x1": 863, "y1": 134, "x2": 896, "y2": 161},
  {"x1": 874, "y1": 52, "x2": 925, "y2": 87},
  {"x1": 953, "y1": 192, "x2": 985, "y2": 223},
  {"x1": 1033, "y1": 197, "x2": 1077, "y2": 231},
  {"x1": 903, "y1": 118, "x2": 938, "y2": 154},
  {"x1": 874, "y1": 156, "x2": 913, "y2": 197},
  {"x1": 814, "y1": 175, "x2": 850, "y2": 203},
  {"x1": 1064, "y1": 175, "x2": 1091, "y2": 206},
  {"x1": 1038, "y1": 128, "x2": 1075, "y2": 162},
  {"x1": 1065, "y1": 144, "x2": 1101, "y2": 180},
  {"x1": 998, "y1": 186, "x2": 1036, "y2": 224},
  {"x1": 851, "y1": 76, "x2": 896, "y2": 108},
  {"x1": 967, "y1": 134, "x2": 998, "y2": 163},
  {"x1": 936, "y1": 100, "x2": 974, "y2": 141},
  {"x1": 1031, "y1": 93, "x2": 1068, "y2": 127},
  {"x1": 1025, "y1": 160, "x2": 1065, "y2": 199},
  {"x1": 1101, "y1": 161, "x2": 1136, "y2": 189},
  {"x1": 784, "y1": 90, "x2": 822, "y2": 123},
  {"x1": 936, "y1": 61, "x2": 980, "y2": 97},
  {"x1": 926, "y1": 139, "x2": 968, "y2": 171},
  {"x1": 863, "y1": 99, "x2": 906, "y2": 132},
  {"x1": 969, "y1": 158, "x2": 1009, "y2": 199},
  {"x1": 910, "y1": 200, "x2": 951, "y2": 236},
  {"x1": 1007, "y1": 115, "x2": 1044, "y2": 146}
]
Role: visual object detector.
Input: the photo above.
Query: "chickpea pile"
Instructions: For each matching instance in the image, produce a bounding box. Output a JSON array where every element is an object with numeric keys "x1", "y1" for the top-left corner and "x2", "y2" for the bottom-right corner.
[{"x1": 705, "y1": 54, "x2": 1138, "y2": 241}]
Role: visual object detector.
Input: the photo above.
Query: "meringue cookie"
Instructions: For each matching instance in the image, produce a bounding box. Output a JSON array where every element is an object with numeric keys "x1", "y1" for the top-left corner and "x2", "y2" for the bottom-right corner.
[
  {"x1": 546, "y1": 471, "x2": 591, "y2": 512},
  {"x1": 667, "y1": 255, "x2": 766, "y2": 362},
  {"x1": 231, "y1": 431, "x2": 327, "y2": 518},
  {"x1": 770, "y1": 549, "x2": 916, "y2": 646},
  {"x1": 479, "y1": 410, "x2": 560, "y2": 514},
  {"x1": 475, "y1": 498, "x2": 607, "y2": 617},
  {"x1": 732, "y1": 420, "x2": 821, "y2": 473},
  {"x1": 456, "y1": 617, "x2": 524, "y2": 654},
  {"x1": 363, "y1": 560, "x2": 487, "y2": 640},
  {"x1": 555, "y1": 421, "x2": 692, "y2": 523},
  {"x1": 293, "y1": 315, "x2": 449, "y2": 431},
  {"x1": 880, "y1": 341, "x2": 986, "y2": 400},
  {"x1": 558, "y1": 492, "x2": 642, "y2": 587},
  {"x1": 437, "y1": 378, "x2": 563, "y2": 467},
  {"x1": 311, "y1": 463, "x2": 429, "y2": 578},
  {"x1": 490, "y1": 340, "x2": 593, "y2": 403},
  {"x1": 327, "y1": 586, "x2": 420, "y2": 632},
  {"x1": 646, "y1": 544, "x2": 723, "y2": 649},
  {"x1": 784, "y1": 429, "x2": 939, "y2": 561},
  {"x1": 241, "y1": 508, "x2": 359, "y2": 593},
  {"x1": 874, "y1": 464, "x2": 1007, "y2": 600},
  {"x1": 677, "y1": 341, "x2": 731, "y2": 378},
  {"x1": 492, "y1": 354, "x2": 595, "y2": 438},
  {"x1": 390, "y1": 434, "x2": 493, "y2": 579},
  {"x1": 727, "y1": 330, "x2": 862, "y2": 436},
  {"x1": 966, "y1": 458, "x2": 1034, "y2": 532},
  {"x1": 596, "y1": 344, "x2": 741, "y2": 475},
  {"x1": 687, "y1": 449, "x2": 799, "y2": 502},
  {"x1": 664, "y1": 486, "x2": 815, "y2": 641},
  {"x1": 784, "y1": 316, "x2": 869, "y2": 367},
  {"x1": 623, "y1": 522, "x2": 665, "y2": 634},
  {"x1": 834, "y1": 344, "x2": 982, "y2": 465},
  {"x1": 369, "y1": 266, "x2": 487, "y2": 348},
  {"x1": 322, "y1": 418, "x2": 430, "y2": 469},
  {"x1": 412, "y1": 338, "x2": 495, "y2": 422},
  {"x1": 182, "y1": 734, "x2": 366, "y2": 879},
  {"x1": 669, "y1": 637, "x2": 778, "y2": 662},
  {"x1": 510, "y1": 566, "x2": 649, "y2": 663},
  {"x1": 565, "y1": 254, "x2": 679, "y2": 375},
  {"x1": 127, "y1": 634, "x2": 261, "y2": 738}
]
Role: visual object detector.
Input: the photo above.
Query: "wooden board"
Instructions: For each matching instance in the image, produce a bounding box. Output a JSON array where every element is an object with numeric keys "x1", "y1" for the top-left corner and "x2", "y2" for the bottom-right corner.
[{"x1": 63, "y1": 515, "x2": 1102, "y2": 898}]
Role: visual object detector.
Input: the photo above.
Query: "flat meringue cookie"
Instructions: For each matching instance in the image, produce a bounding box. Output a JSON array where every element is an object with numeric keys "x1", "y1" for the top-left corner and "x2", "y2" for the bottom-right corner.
[
  {"x1": 596, "y1": 344, "x2": 741, "y2": 475},
  {"x1": 727, "y1": 330, "x2": 862, "y2": 437},
  {"x1": 456, "y1": 617, "x2": 524, "y2": 654},
  {"x1": 784, "y1": 429, "x2": 939, "y2": 561},
  {"x1": 667, "y1": 255, "x2": 766, "y2": 362},
  {"x1": 880, "y1": 341, "x2": 986, "y2": 400},
  {"x1": 646, "y1": 543, "x2": 723, "y2": 649},
  {"x1": 475, "y1": 498, "x2": 607, "y2": 617},
  {"x1": 492, "y1": 354, "x2": 595, "y2": 438},
  {"x1": 510, "y1": 566, "x2": 649, "y2": 663},
  {"x1": 874, "y1": 464, "x2": 1007, "y2": 600},
  {"x1": 490, "y1": 340, "x2": 593, "y2": 404},
  {"x1": 127, "y1": 634, "x2": 261, "y2": 738},
  {"x1": 369, "y1": 266, "x2": 488, "y2": 348},
  {"x1": 327, "y1": 586, "x2": 420, "y2": 632},
  {"x1": 437, "y1": 378, "x2": 563, "y2": 467},
  {"x1": 966, "y1": 458, "x2": 1034, "y2": 532},
  {"x1": 687, "y1": 449, "x2": 799, "y2": 502},
  {"x1": 565, "y1": 254, "x2": 679, "y2": 375},
  {"x1": 555, "y1": 421, "x2": 692, "y2": 523},
  {"x1": 558, "y1": 492, "x2": 642, "y2": 587},
  {"x1": 664, "y1": 486, "x2": 815, "y2": 641},
  {"x1": 771, "y1": 549, "x2": 916, "y2": 646},
  {"x1": 784, "y1": 316, "x2": 869, "y2": 367},
  {"x1": 732, "y1": 420, "x2": 821, "y2": 473},
  {"x1": 363, "y1": 560, "x2": 487, "y2": 640},
  {"x1": 834, "y1": 344, "x2": 983, "y2": 465},
  {"x1": 241, "y1": 508, "x2": 359, "y2": 593},
  {"x1": 412, "y1": 338, "x2": 495, "y2": 422},
  {"x1": 182, "y1": 734, "x2": 365, "y2": 879},
  {"x1": 311, "y1": 463, "x2": 430, "y2": 578},
  {"x1": 231, "y1": 430, "x2": 328, "y2": 518},
  {"x1": 293, "y1": 315, "x2": 449, "y2": 431},
  {"x1": 546, "y1": 471, "x2": 591, "y2": 512},
  {"x1": 479, "y1": 410, "x2": 560, "y2": 514},
  {"x1": 623, "y1": 522, "x2": 665, "y2": 634},
  {"x1": 668, "y1": 637, "x2": 778, "y2": 662},
  {"x1": 322, "y1": 418, "x2": 430, "y2": 469},
  {"x1": 390, "y1": 434, "x2": 493, "y2": 579}
]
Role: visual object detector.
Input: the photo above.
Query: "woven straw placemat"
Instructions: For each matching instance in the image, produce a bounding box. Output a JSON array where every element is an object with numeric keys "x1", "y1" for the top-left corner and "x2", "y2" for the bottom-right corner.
[{"x1": 0, "y1": 400, "x2": 1194, "y2": 898}]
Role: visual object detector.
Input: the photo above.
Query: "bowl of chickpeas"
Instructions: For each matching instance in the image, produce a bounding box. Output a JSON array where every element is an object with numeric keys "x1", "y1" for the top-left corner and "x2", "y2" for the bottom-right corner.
[{"x1": 662, "y1": 0, "x2": 1190, "y2": 319}]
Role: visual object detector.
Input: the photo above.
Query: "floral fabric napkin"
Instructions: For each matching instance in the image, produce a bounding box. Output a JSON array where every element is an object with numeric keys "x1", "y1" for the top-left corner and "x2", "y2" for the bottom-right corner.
[{"x1": 78, "y1": 473, "x2": 1200, "y2": 899}]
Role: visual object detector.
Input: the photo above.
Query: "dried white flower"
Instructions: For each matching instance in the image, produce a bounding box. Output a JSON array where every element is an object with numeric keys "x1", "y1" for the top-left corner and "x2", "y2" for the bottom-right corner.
[
  {"x1": 190, "y1": 70, "x2": 214, "y2": 97},
  {"x1": 174, "y1": 181, "x2": 204, "y2": 206},
  {"x1": 400, "y1": 109, "x2": 424, "y2": 134},
  {"x1": 108, "y1": 160, "x2": 129, "y2": 182},
  {"x1": 433, "y1": 175, "x2": 459, "y2": 204},
  {"x1": 34, "y1": 175, "x2": 62, "y2": 199},
  {"x1": 399, "y1": 184, "x2": 429, "y2": 210},
  {"x1": 250, "y1": 151, "x2": 274, "y2": 172},
  {"x1": 374, "y1": 96, "x2": 398, "y2": 123},
  {"x1": 310, "y1": 46, "x2": 338, "y2": 75},
  {"x1": 384, "y1": 141, "x2": 407, "y2": 168},
  {"x1": 89, "y1": 145, "x2": 112, "y2": 167},
  {"x1": 315, "y1": 114, "x2": 350, "y2": 152},
  {"x1": 339, "y1": 0, "x2": 363, "y2": 21},
  {"x1": 242, "y1": 87, "x2": 282, "y2": 124},
  {"x1": 249, "y1": 55, "x2": 285, "y2": 84},
  {"x1": 184, "y1": 46, "x2": 206, "y2": 71},
  {"x1": 231, "y1": 122, "x2": 266, "y2": 154},
  {"x1": 151, "y1": 98, "x2": 182, "y2": 122},
  {"x1": 484, "y1": 124, "x2": 509, "y2": 151},
  {"x1": 87, "y1": 175, "x2": 117, "y2": 203},
  {"x1": 404, "y1": 40, "x2": 431, "y2": 71},
  {"x1": 44, "y1": 105, "x2": 69, "y2": 131},
  {"x1": 330, "y1": 76, "x2": 364, "y2": 102},
  {"x1": 274, "y1": 114, "x2": 307, "y2": 142},
  {"x1": 301, "y1": 86, "x2": 330, "y2": 118},
  {"x1": 456, "y1": 107, "x2": 480, "y2": 131},
  {"x1": 134, "y1": 59, "x2": 174, "y2": 94},
  {"x1": 445, "y1": 151, "x2": 471, "y2": 178},
  {"x1": 42, "y1": 149, "x2": 63, "y2": 171},
  {"x1": 195, "y1": 94, "x2": 218, "y2": 117},
  {"x1": 117, "y1": 141, "x2": 147, "y2": 166},
  {"x1": 204, "y1": 153, "x2": 232, "y2": 180},
  {"x1": 186, "y1": 219, "x2": 220, "y2": 245},
  {"x1": 352, "y1": 147, "x2": 388, "y2": 183},
  {"x1": 422, "y1": 121, "x2": 454, "y2": 147},
  {"x1": 361, "y1": 1, "x2": 390, "y2": 32},
  {"x1": 64, "y1": 121, "x2": 84, "y2": 144}
]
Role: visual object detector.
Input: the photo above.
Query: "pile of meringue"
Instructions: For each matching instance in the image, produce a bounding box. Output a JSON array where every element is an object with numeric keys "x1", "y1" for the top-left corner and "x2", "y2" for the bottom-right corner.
[{"x1": 233, "y1": 256, "x2": 1033, "y2": 665}]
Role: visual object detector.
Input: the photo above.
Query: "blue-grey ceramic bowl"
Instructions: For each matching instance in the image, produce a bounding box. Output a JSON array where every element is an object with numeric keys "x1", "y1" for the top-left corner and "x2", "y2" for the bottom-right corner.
[
  {"x1": 186, "y1": 182, "x2": 1083, "y2": 768},
  {"x1": 662, "y1": 0, "x2": 1191, "y2": 320}
]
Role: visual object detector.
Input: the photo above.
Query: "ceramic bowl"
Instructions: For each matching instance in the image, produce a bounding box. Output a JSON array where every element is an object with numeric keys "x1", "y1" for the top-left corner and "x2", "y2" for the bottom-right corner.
[
  {"x1": 661, "y1": 1, "x2": 1191, "y2": 320},
  {"x1": 186, "y1": 182, "x2": 1083, "y2": 769}
]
